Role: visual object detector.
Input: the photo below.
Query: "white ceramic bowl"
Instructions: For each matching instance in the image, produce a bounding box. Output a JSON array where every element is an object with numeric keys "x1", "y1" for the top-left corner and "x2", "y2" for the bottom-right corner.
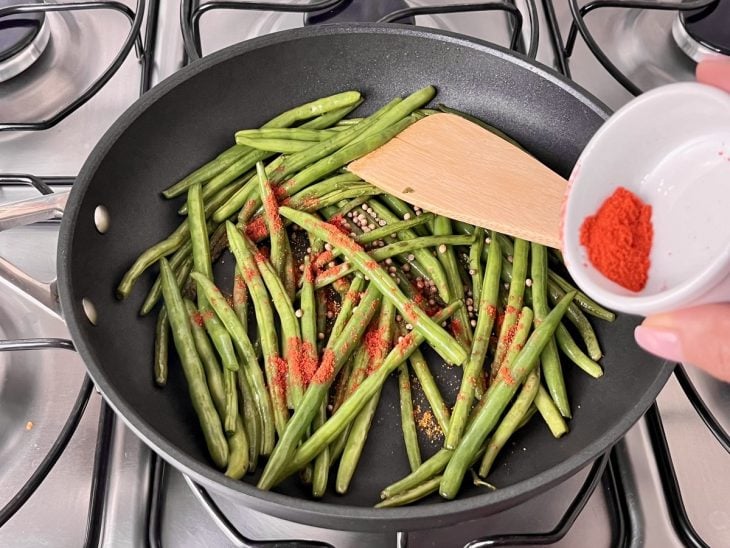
[{"x1": 562, "y1": 82, "x2": 730, "y2": 316}]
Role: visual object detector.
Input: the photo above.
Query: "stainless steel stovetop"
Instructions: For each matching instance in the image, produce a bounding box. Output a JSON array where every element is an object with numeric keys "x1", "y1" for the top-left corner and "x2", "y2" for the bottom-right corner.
[{"x1": 1, "y1": 1, "x2": 729, "y2": 547}]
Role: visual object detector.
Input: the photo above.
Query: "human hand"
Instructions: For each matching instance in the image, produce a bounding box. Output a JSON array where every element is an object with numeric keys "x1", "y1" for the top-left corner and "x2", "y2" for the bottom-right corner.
[{"x1": 633, "y1": 58, "x2": 730, "y2": 382}]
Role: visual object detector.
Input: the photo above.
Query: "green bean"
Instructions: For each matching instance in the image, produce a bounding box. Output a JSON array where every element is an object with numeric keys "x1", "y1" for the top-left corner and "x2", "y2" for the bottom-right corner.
[
  {"x1": 287, "y1": 173, "x2": 364, "y2": 207},
  {"x1": 236, "y1": 128, "x2": 339, "y2": 142},
  {"x1": 381, "y1": 448, "x2": 453, "y2": 500},
  {"x1": 300, "y1": 256, "x2": 318, "y2": 377},
  {"x1": 441, "y1": 292, "x2": 575, "y2": 499},
  {"x1": 490, "y1": 244, "x2": 603, "y2": 376},
  {"x1": 258, "y1": 285, "x2": 383, "y2": 490},
  {"x1": 191, "y1": 272, "x2": 277, "y2": 455},
  {"x1": 491, "y1": 238, "x2": 529, "y2": 377},
  {"x1": 232, "y1": 267, "x2": 248, "y2": 331},
  {"x1": 548, "y1": 284, "x2": 603, "y2": 360},
  {"x1": 162, "y1": 144, "x2": 250, "y2": 199},
  {"x1": 117, "y1": 221, "x2": 188, "y2": 299},
  {"x1": 154, "y1": 307, "x2": 169, "y2": 386},
  {"x1": 183, "y1": 299, "x2": 226, "y2": 409},
  {"x1": 280, "y1": 302, "x2": 461, "y2": 482},
  {"x1": 517, "y1": 403, "x2": 538, "y2": 430},
  {"x1": 368, "y1": 199, "x2": 451, "y2": 302},
  {"x1": 240, "y1": 235, "x2": 303, "y2": 408},
  {"x1": 256, "y1": 163, "x2": 295, "y2": 300},
  {"x1": 214, "y1": 98, "x2": 401, "y2": 223},
  {"x1": 300, "y1": 256, "x2": 329, "y2": 496},
  {"x1": 312, "y1": 400, "x2": 330, "y2": 498},
  {"x1": 469, "y1": 227, "x2": 485, "y2": 309},
  {"x1": 185, "y1": 186, "x2": 243, "y2": 414},
  {"x1": 206, "y1": 149, "x2": 278, "y2": 207},
  {"x1": 331, "y1": 343, "x2": 371, "y2": 457},
  {"x1": 336, "y1": 373, "x2": 382, "y2": 494},
  {"x1": 351, "y1": 212, "x2": 434, "y2": 247},
  {"x1": 399, "y1": 363, "x2": 422, "y2": 473},
  {"x1": 226, "y1": 223, "x2": 287, "y2": 441},
  {"x1": 326, "y1": 195, "x2": 370, "y2": 218},
  {"x1": 531, "y1": 243, "x2": 570, "y2": 418},
  {"x1": 408, "y1": 348, "x2": 450, "y2": 437},
  {"x1": 188, "y1": 185, "x2": 213, "y2": 304},
  {"x1": 336, "y1": 301, "x2": 395, "y2": 493},
  {"x1": 377, "y1": 195, "x2": 429, "y2": 236},
  {"x1": 199, "y1": 92, "x2": 362, "y2": 199},
  {"x1": 163, "y1": 91, "x2": 362, "y2": 199},
  {"x1": 547, "y1": 270, "x2": 615, "y2": 321},
  {"x1": 146, "y1": 102, "x2": 363, "y2": 289},
  {"x1": 185, "y1": 297, "x2": 250, "y2": 479},
  {"x1": 141, "y1": 239, "x2": 194, "y2": 316},
  {"x1": 314, "y1": 234, "x2": 475, "y2": 289},
  {"x1": 376, "y1": 475, "x2": 441, "y2": 508},
  {"x1": 495, "y1": 233, "x2": 515, "y2": 256},
  {"x1": 159, "y1": 259, "x2": 228, "y2": 468},
  {"x1": 237, "y1": 138, "x2": 316, "y2": 154},
  {"x1": 268, "y1": 116, "x2": 416, "y2": 208},
  {"x1": 201, "y1": 99, "x2": 364, "y2": 208},
  {"x1": 297, "y1": 186, "x2": 383, "y2": 215},
  {"x1": 478, "y1": 369, "x2": 540, "y2": 478},
  {"x1": 534, "y1": 384, "x2": 569, "y2": 438},
  {"x1": 242, "y1": 175, "x2": 366, "y2": 244},
  {"x1": 280, "y1": 207, "x2": 466, "y2": 365},
  {"x1": 177, "y1": 167, "x2": 253, "y2": 216},
  {"x1": 446, "y1": 236, "x2": 502, "y2": 449},
  {"x1": 336, "y1": 118, "x2": 363, "y2": 126},
  {"x1": 348, "y1": 86, "x2": 435, "y2": 147},
  {"x1": 554, "y1": 323, "x2": 604, "y2": 378},
  {"x1": 265, "y1": 91, "x2": 363, "y2": 128},
  {"x1": 225, "y1": 417, "x2": 250, "y2": 480},
  {"x1": 223, "y1": 368, "x2": 238, "y2": 434},
  {"x1": 237, "y1": 365, "x2": 262, "y2": 464},
  {"x1": 433, "y1": 216, "x2": 472, "y2": 351},
  {"x1": 328, "y1": 275, "x2": 365, "y2": 344}
]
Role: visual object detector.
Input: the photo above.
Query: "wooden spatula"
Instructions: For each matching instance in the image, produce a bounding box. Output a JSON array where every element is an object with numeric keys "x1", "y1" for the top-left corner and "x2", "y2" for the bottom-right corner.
[{"x1": 348, "y1": 113, "x2": 567, "y2": 249}]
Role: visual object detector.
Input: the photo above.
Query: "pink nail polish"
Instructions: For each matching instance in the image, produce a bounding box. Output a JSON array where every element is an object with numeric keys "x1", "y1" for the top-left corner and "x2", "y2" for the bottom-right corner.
[{"x1": 634, "y1": 326, "x2": 684, "y2": 362}]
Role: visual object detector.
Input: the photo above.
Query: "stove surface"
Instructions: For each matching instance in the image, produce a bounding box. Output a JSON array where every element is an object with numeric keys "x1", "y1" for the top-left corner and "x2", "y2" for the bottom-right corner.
[{"x1": 0, "y1": 1, "x2": 728, "y2": 547}]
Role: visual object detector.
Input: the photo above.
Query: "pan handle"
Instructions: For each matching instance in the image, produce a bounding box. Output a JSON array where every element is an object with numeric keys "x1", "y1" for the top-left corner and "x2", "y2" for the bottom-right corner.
[
  {"x1": 0, "y1": 258, "x2": 60, "y2": 317},
  {"x1": 0, "y1": 191, "x2": 69, "y2": 316},
  {"x1": 0, "y1": 190, "x2": 69, "y2": 231}
]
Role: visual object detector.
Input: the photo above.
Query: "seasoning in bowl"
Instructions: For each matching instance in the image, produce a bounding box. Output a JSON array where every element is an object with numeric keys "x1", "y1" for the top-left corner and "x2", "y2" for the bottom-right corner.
[{"x1": 579, "y1": 187, "x2": 653, "y2": 292}]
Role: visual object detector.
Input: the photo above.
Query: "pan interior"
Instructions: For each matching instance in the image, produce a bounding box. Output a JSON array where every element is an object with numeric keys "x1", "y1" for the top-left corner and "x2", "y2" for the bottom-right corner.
[{"x1": 60, "y1": 25, "x2": 670, "y2": 523}]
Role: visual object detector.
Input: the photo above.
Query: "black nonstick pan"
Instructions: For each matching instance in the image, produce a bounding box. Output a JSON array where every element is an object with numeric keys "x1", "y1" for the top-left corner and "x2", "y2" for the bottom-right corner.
[{"x1": 45, "y1": 24, "x2": 672, "y2": 532}]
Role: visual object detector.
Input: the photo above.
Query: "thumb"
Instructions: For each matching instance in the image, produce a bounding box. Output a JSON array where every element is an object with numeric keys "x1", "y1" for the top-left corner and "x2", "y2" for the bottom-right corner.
[{"x1": 634, "y1": 304, "x2": 730, "y2": 382}]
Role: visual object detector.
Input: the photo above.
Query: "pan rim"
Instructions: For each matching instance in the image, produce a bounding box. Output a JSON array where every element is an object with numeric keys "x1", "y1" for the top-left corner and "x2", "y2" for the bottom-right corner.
[{"x1": 58, "y1": 22, "x2": 673, "y2": 531}]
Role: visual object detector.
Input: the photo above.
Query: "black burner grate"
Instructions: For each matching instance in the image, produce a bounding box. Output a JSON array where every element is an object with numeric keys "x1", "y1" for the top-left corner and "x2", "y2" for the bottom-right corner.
[{"x1": 0, "y1": 0, "x2": 150, "y2": 132}]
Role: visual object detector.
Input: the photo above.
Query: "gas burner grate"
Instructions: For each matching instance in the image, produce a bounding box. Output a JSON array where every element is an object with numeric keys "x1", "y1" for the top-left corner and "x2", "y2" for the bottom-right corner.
[
  {"x1": 0, "y1": 0, "x2": 150, "y2": 132},
  {"x1": 543, "y1": 0, "x2": 717, "y2": 97},
  {"x1": 180, "y1": 0, "x2": 539, "y2": 63},
  {"x1": 673, "y1": 365, "x2": 730, "y2": 454},
  {"x1": 645, "y1": 403, "x2": 710, "y2": 548},
  {"x1": 0, "y1": 340, "x2": 92, "y2": 528}
]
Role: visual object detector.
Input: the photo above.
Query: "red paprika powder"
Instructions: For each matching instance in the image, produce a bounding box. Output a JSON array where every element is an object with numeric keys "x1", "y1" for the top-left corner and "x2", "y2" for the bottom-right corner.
[{"x1": 579, "y1": 186, "x2": 653, "y2": 292}]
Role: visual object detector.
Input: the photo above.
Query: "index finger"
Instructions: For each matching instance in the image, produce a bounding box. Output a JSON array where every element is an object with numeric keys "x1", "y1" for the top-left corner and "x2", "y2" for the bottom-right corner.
[{"x1": 696, "y1": 58, "x2": 730, "y2": 93}]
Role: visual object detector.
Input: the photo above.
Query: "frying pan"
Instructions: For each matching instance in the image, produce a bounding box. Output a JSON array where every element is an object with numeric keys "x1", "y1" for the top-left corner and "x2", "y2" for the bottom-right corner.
[{"x1": 3, "y1": 24, "x2": 673, "y2": 532}]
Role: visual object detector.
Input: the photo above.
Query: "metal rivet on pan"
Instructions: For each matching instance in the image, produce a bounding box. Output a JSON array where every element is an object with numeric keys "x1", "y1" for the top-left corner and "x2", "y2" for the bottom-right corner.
[
  {"x1": 94, "y1": 205, "x2": 110, "y2": 234},
  {"x1": 82, "y1": 298, "x2": 98, "y2": 325}
]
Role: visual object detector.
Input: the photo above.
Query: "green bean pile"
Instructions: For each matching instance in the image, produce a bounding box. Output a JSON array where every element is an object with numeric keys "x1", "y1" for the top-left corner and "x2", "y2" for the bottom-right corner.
[{"x1": 117, "y1": 87, "x2": 615, "y2": 505}]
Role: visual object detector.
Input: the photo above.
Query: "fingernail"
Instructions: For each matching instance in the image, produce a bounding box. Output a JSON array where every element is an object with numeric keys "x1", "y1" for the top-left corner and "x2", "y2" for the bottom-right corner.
[{"x1": 634, "y1": 325, "x2": 684, "y2": 362}]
